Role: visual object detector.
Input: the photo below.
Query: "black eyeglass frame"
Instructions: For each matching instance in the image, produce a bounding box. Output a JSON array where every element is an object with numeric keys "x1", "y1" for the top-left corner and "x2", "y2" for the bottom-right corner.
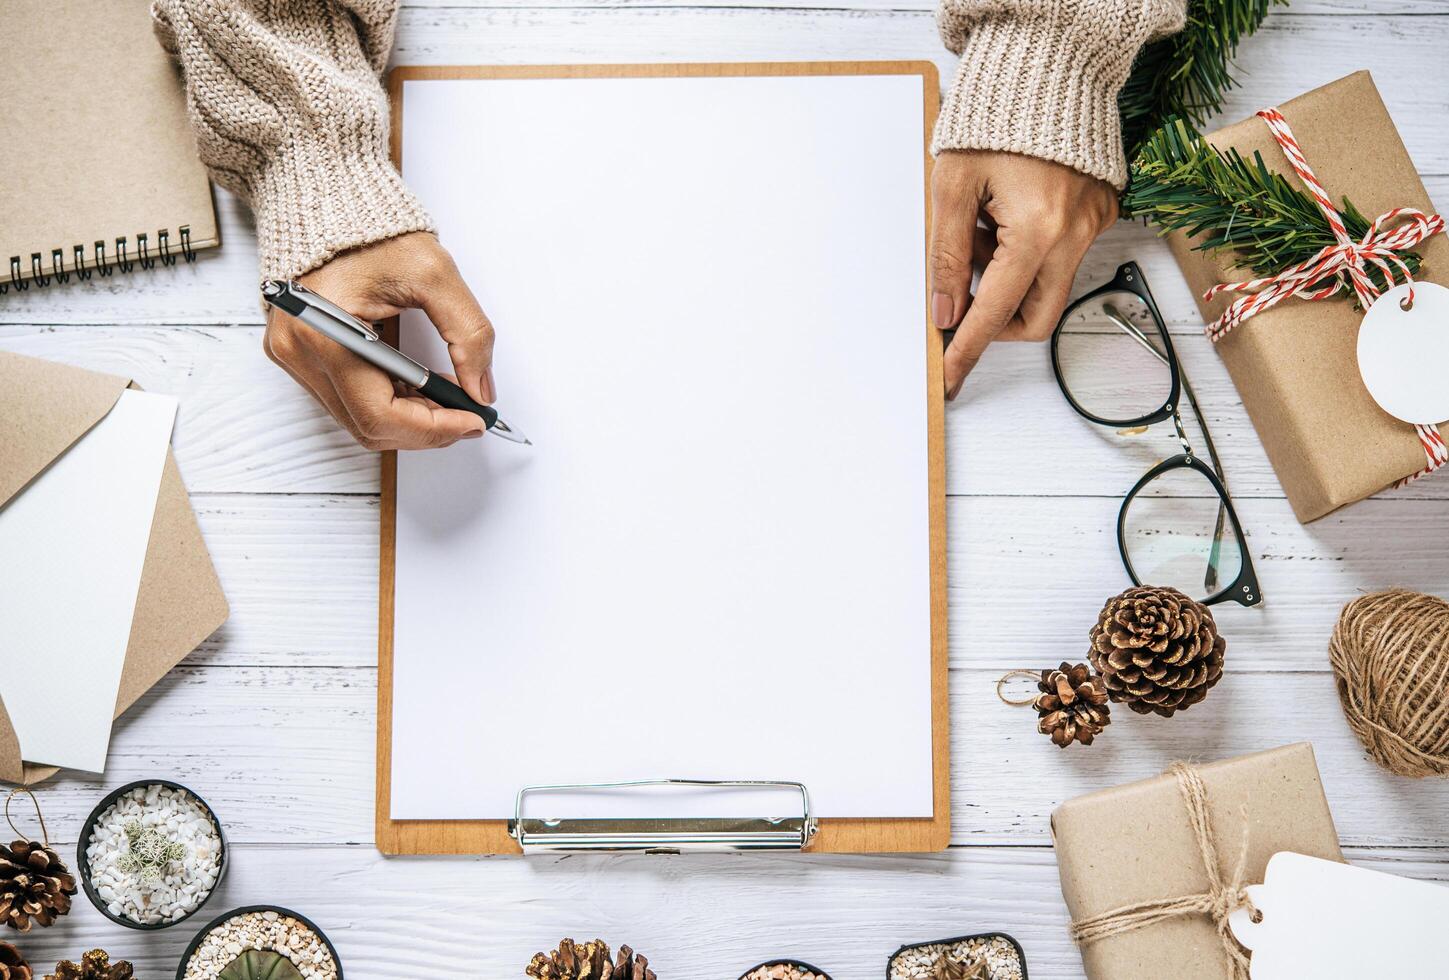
[{"x1": 1049, "y1": 261, "x2": 1262, "y2": 607}]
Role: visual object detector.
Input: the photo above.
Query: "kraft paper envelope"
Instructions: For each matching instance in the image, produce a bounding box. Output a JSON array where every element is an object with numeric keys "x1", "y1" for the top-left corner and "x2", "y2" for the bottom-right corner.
[{"x1": 0, "y1": 351, "x2": 228, "y2": 783}]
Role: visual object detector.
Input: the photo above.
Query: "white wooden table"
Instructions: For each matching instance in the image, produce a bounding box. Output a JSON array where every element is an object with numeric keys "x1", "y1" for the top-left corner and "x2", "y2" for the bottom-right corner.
[{"x1": 4, "y1": 2, "x2": 1448, "y2": 977}]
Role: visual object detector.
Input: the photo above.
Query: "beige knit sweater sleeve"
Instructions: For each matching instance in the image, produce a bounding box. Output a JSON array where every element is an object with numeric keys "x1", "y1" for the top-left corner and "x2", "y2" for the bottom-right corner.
[
  {"x1": 934, "y1": 0, "x2": 1187, "y2": 188},
  {"x1": 151, "y1": 0, "x2": 433, "y2": 281}
]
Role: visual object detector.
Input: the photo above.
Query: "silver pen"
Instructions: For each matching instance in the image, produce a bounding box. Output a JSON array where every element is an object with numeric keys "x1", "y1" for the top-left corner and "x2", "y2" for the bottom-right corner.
[{"x1": 261, "y1": 279, "x2": 530, "y2": 445}]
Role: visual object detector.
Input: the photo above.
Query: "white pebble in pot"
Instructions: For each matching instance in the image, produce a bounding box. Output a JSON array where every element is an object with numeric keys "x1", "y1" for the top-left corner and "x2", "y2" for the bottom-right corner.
[{"x1": 183, "y1": 911, "x2": 340, "y2": 980}]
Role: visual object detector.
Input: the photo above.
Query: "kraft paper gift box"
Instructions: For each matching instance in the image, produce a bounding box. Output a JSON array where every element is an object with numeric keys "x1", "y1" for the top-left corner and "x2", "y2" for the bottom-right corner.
[
  {"x1": 1167, "y1": 71, "x2": 1449, "y2": 522},
  {"x1": 0, "y1": 351, "x2": 228, "y2": 783},
  {"x1": 1051, "y1": 743, "x2": 1342, "y2": 980}
]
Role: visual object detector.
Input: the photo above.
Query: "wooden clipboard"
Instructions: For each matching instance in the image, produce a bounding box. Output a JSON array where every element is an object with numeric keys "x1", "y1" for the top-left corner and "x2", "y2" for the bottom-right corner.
[{"x1": 376, "y1": 62, "x2": 948, "y2": 855}]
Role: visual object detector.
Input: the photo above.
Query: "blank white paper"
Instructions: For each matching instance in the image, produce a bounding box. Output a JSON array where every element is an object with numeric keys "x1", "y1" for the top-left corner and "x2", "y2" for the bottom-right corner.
[
  {"x1": 391, "y1": 73, "x2": 932, "y2": 820},
  {"x1": 0, "y1": 389, "x2": 177, "y2": 772}
]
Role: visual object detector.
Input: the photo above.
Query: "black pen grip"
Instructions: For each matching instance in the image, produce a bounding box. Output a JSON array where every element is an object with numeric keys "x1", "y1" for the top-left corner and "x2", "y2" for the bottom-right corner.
[{"x1": 417, "y1": 372, "x2": 500, "y2": 429}]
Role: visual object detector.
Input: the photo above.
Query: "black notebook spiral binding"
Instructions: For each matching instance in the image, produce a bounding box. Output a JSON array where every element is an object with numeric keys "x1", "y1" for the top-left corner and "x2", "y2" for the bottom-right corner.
[{"x1": 2, "y1": 226, "x2": 199, "y2": 294}]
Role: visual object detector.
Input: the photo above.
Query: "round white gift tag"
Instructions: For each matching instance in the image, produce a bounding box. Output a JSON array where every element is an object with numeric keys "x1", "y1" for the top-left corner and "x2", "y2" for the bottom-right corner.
[{"x1": 1356, "y1": 280, "x2": 1449, "y2": 425}]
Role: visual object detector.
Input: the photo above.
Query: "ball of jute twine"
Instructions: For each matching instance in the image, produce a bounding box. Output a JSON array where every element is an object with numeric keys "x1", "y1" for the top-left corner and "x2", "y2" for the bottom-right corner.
[{"x1": 1329, "y1": 589, "x2": 1449, "y2": 778}]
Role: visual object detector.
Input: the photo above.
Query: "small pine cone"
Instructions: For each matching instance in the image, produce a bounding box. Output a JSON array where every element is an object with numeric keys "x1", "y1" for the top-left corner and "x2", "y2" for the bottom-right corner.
[
  {"x1": 1089, "y1": 585, "x2": 1226, "y2": 717},
  {"x1": 0, "y1": 942, "x2": 31, "y2": 980},
  {"x1": 0, "y1": 840, "x2": 77, "y2": 932},
  {"x1": 43, "y1": 950, "x2": 132, "y2": 980},
  {"x1": 1034, "y1": 662, "x2": 1111, "y2": 747}
]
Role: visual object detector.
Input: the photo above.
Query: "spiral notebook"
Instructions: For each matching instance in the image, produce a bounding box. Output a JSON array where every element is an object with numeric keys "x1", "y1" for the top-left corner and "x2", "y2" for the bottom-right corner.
[{"x1": 0, "y1": 0, "x2": 219, "y2": 292}]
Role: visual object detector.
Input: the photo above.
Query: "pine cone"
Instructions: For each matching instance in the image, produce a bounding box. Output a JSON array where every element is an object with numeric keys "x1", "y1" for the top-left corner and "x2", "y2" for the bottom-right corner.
[
  {"x1": 1089, "y1": 586, "x2": 1225, "y2": 717},
  {"x1": 609, "y1": 947, "x2": 655, "y2": 980},
  {"x1": 43, "y1": 950, "x2": 132, "y2": 980},
  {"x1": 0, "y1": 942, "x2": 31, "y2": 980},
  {"x1": 1034, "y1": 662, "x2": 1111, "y2": 747},
  {"x1": 0, "y1": 840, "x2": 76, "y2": 932},
  {"x1": 526, "y1": 939, "x2": 656, "y2": 980},
  {"x1": 929, "y1": 953, "x2": 988, "y2": 980}
]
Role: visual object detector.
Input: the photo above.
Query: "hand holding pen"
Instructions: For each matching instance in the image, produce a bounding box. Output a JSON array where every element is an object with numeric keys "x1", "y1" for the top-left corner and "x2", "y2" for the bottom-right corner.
[{"x1": 260, "y1": 233, "x2": 527, "y2": 449}]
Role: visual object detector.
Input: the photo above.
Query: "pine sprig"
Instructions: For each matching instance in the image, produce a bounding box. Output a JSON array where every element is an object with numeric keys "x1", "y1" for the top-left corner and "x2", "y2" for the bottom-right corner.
[
  {"x1": 1120, "y1": 0, "x2": 1287, "y2": 164},
  {"x1": 1122, "y1": 118, "x2": 1421, "y2": 294}
]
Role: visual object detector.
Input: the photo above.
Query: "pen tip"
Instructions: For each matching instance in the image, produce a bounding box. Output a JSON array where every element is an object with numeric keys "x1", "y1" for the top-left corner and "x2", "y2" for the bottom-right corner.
[{"x1": 523, "y1": 438, "x2": 533, "y2": 446}]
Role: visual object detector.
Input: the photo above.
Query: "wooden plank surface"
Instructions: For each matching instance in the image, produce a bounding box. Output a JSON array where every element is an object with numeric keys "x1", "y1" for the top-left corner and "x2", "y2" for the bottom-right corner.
[
  {"x1": 2, "y1": 1, "x2": 1446, "y2": 977},
  {"x1": 20, "y1": 660, "x2": 1449, "y2": 848}
]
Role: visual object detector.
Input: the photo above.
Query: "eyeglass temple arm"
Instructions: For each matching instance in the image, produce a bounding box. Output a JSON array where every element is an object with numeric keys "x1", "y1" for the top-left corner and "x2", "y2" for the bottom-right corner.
[
  {"x1": 1178, "y1": 372, "x2": 1232, "y2": 593},
  {"x1": 1099, "y1": 306, "x2": 1230, "y2": 479},
  {"x1": 1102, "y1": 305, "x2": 1232, "y2": 593}
]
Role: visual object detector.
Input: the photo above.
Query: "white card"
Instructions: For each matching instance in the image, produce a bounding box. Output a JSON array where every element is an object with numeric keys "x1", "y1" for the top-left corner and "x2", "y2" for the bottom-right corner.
[
  {"x1": 1356, "y1": 280, "x2": 1449, "y2": 425},
  {"x1": 0, "y1": 389, "x2": 177, "y2": 772},
  {"x1": 1228, "y1": 852, "x2": 1449, "y2": 978}
]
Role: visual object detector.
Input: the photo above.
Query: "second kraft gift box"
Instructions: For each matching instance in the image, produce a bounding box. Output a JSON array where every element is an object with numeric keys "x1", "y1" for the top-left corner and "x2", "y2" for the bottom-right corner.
[{"x1": 1051, "y1": 743, "x2": 1343, "y2": 980}]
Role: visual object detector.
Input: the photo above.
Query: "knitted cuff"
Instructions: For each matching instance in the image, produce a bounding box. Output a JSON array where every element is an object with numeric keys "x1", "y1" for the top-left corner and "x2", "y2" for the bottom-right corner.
[
  {"x1": 931, "y1": 15, "x2": 1136, "y2": 189},
  {"x1": 249, "y1": 135, "x2": 435, "y2": 282}
]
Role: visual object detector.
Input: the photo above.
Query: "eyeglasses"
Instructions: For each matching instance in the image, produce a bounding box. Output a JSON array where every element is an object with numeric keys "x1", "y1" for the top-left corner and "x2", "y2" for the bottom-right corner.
[{"x1": 1050, "y1": 261, "x2": 1262, "y2": 607}]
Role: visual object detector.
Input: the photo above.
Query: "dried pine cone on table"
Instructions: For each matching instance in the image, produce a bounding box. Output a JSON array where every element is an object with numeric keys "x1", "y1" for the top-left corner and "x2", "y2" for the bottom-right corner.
[
  {"x1": 1034, "y1": 662, "x2": 1111, "y2": 747},
  {"x1": 526, "y1": 939, "x2": 656, "y2": 980},
  {"x1": 608, "y1": 947, "x2": 655, "y2": 980},
  {"x1": 0, "y1": 839, "x2": 76, "y2": 931},
  {"x1": 1089, "y1": 585, "x2": 1225, "y2": 717},
  {"x1": 0, "y1": 942, "x2": 31, "y2": 980},
  {"x1": 42, "y1": 950, "x2": 132, "y2": 980}
]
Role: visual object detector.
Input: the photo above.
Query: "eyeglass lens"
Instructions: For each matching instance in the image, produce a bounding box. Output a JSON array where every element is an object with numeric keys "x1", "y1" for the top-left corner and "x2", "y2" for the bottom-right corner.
[
  {"x1": 1056, "y1": 290, "x2": 1172, "y2": 424},
  {"x1": 1121, "y1": 466, "x2": 1244, "y2": 601}
]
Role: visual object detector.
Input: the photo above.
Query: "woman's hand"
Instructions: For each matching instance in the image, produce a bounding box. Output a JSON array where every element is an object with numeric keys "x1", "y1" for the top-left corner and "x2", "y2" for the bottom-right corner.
[
  {"x1": 930, "y1": 150, "x2": 1119, "y2": 399},
  {"x1": 264, "y1": 232, "x2": 497, "y2": 450}
]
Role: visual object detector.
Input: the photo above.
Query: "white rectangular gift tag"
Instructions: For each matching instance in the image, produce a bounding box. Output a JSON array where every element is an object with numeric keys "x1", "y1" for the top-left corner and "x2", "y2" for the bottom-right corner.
[{"x1": 1229, "y1": 852, "x2": 1449, "y2": 977}]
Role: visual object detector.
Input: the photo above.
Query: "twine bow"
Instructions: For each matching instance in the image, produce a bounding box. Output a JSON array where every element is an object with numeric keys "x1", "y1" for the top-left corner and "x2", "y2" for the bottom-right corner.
[
  {"x1": 1068, "y1": 762, "x2": 1257, "y2": 980},
  {"x1": 1203, "y1": 107, "x2": 1448, "y2": 484}
]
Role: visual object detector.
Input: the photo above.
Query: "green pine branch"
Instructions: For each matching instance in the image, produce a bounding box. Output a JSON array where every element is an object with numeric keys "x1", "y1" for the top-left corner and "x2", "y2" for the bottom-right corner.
[
  {"x1": 1120, "y1": 0, "x2": 1287, "y2": 165},
  {"x1": 1121, "y1": 118, "x2": 1420, "y2": 294}
]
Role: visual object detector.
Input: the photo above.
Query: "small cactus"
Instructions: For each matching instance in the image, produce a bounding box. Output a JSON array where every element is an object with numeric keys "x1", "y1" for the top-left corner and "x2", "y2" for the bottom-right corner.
[
  {"x1": 217, "y1": 951, "x2": 304, "y2": 980},
  {"x1": 114, "y1": 821, "x2": 185, "y2": 886}
]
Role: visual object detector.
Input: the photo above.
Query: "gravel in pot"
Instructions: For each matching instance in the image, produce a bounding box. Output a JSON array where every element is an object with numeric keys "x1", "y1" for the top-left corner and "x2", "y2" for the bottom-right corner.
[
  {"x1": 739, "y1": 960, "x2": 833, "y2": 980},
  {"x1": 888, "y1": 933, "x2": 1027, "y2": 980},
  {"x1": 178, "y1": 905, "x2": 342, "y2": 980}
]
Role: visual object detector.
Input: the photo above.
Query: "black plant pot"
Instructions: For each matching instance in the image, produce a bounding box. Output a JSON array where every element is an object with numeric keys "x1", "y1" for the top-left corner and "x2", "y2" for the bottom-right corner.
[
  {"x1": 739, "y1": 960, "x2": 833, "y2": 980},
  {"x1": 887, "y1": 933, "x2": 1029, "y2": 979},
  {"x1": 77, "y1": 779, "x2": 228, "y2": 931},
  {"x1": 177, "y1": 905, "x2": 344, "y2": 980}
]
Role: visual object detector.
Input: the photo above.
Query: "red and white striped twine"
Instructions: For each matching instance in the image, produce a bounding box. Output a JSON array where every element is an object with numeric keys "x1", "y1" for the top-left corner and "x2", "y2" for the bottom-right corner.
[{"x1": 1203, "y1": 107, "x2": 1446, "y2": 482}]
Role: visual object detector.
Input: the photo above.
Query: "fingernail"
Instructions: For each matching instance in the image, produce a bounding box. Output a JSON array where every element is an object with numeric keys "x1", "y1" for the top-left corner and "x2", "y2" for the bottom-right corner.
[
  {"x1": 932, "y1": 292, "x2": 954, "y2": 329},
  {"x1": 481, "y1": 367, "x2": 497, "y2": 404},
  {"x1": 463, "y1": 429, "x2": 485, "y2": 440}
]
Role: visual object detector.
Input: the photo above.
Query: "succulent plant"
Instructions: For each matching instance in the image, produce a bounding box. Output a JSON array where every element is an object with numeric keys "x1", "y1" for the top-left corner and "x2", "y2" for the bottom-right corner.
[
  {"x1": 217, "y1": 952, "x2": 303, "y2": 980},
  {"x1": 114, "y1": 821, "x2": 186, "y2": 886}
]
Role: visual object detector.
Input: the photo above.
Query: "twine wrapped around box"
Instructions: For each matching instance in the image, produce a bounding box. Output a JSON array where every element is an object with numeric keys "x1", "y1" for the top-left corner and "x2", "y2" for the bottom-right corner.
[
  {"x1": 1068, "y1": 763, "x2": 1256, "y2": 979},
  {"x1": 1051, "y1": 743, "x2": 1342, "y2": 980}
]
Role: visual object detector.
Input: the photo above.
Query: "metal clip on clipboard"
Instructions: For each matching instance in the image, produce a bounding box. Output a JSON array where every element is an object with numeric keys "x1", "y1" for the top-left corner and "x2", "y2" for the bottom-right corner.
[{"x1": 510, "y1": 779, "x2": 818, "y2": 854}]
